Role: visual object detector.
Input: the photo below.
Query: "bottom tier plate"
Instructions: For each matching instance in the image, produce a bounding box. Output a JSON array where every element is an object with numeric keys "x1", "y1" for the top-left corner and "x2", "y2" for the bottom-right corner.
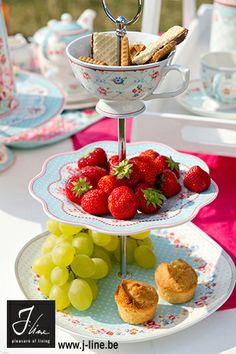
[{"x1": 15, "y1": 222, "x2": 235, "y2": 343}]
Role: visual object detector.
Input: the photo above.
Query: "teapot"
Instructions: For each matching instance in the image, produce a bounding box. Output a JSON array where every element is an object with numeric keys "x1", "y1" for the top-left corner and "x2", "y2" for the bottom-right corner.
[{"x1": 33, "y1": 10, "x2": 96, "y2": 103}]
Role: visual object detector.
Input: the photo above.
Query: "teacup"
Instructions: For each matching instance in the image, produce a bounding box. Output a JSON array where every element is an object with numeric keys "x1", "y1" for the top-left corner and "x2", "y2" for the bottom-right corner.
[
  {"x1": 200, "y1": 52, "x2": 236, "y2": 105},
  {"x1": 66, "y1": 31, "x2": 190, "y2": 118}
]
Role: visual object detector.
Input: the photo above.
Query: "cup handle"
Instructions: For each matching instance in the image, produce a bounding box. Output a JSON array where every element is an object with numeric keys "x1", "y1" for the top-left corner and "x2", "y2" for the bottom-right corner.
[
  {"x1": 212, "y1": 73, "x2": 222, "y2": 101},
  {"x1": 144, "y1": 65, "x2": 190, "y2": 100}
]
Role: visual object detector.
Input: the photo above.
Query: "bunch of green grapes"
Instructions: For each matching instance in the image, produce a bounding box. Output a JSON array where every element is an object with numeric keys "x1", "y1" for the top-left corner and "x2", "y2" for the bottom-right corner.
[
  {"x1": 32, "y1": 220, "x2": 110, "y2": 311},
  {"x1": 32, "y1": 220, "x2": 157, "y2": 312}
]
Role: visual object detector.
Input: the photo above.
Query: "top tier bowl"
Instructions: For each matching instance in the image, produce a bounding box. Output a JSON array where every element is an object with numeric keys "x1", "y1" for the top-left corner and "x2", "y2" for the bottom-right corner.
[{"x1": 66, "y1": 31, "x2": 190, "y2": 118}]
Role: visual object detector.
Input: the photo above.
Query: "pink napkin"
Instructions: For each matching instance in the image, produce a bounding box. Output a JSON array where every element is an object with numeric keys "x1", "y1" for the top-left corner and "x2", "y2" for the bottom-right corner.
[{"x1": 72, "y1": 117, "x2": 236, "y2": 311}]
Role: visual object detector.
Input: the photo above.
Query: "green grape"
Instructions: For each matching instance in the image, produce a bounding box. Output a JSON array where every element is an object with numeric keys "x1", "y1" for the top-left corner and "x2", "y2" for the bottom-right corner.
[
  {"x1": 52, "y1": 242, "x2": 75, "y2": 267},
  {"x1": 89, "y1": 230, "x2": 111, "y2": 247},
  {"x1": 68, "y1": 279, "x2": 93, "y2": 311},
  {"x1": 103, "y1": 236, "x2": 119, "y2": 252},
  {"x1": 39, "y1": 275, "x2": 52, "y2": 297},
  {"x1": 72, "y1": 234, "x2": 94, "y2": 256},
  {"x1": 47, "y1": 219, "x2": 61, "y2": 236},
  {"x1": 49, "y1": 285, "x2": 70, "y2": 311},
  {"x1": 92, "y1": 246, "x2": 112, "y2": 273},
  {"x1": 84, "y1": 278, "x2": 98, "y2": 300},
  {"x1": 50, "y1": 266, "x2": 69, "y2": 286},
  {"x1": 56, "y1": 234, "x2": 73, "y2": 244},
  {"x1": 91, "y1": 258, "x2": 108, "y2": 279},
  {"x1": 32, "y1": 254, "x2": 54, "y2": 278},
  {"x1": 59, "y1": 223, "x2": 83, "y2": 236},
  {"x1": 134, "y1": 245, "x2": 157, "y2": 269},
  {"x1": 71, "y1": 254, "x2": 95, "y2": 278},
  {"x1": 41, "y1": 234, "x2": 57, "y2": 254},
  {"x1": 130, "y1": 231, "x2": 150, "y2": 240},
  {"x1": 136, "y1": 237, "x2": 154, "y2": 250},
  {"x1": 114, "y1": 237, "x2": 136, "y2": 264}
]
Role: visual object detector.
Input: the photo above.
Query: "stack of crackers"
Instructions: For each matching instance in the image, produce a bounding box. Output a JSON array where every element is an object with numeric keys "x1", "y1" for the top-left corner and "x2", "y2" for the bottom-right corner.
[{"x1": 79, "y1": 25, "x2": 188, "y2": 66}]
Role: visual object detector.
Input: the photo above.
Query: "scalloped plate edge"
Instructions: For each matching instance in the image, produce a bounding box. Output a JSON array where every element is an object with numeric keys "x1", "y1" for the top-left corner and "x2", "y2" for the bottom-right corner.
[{"x1": 14, "y1": 223, "x2": 236, "y2": 343}]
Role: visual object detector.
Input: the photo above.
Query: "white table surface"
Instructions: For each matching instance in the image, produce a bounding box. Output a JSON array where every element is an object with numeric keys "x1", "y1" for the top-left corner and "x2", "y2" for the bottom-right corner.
[{"x1": 0, "y1": 138, "x2": 236, "y2": 354}]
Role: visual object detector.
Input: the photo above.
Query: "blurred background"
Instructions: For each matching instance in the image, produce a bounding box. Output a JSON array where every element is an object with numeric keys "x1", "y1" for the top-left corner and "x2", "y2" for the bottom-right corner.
[{"x1": 5, "y1": 0, "x2": 212, "y2": 36}]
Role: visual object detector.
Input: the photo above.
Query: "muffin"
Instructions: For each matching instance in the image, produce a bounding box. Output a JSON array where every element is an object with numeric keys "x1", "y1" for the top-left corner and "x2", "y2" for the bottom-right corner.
[
  {"x1": 115, "y1": 279, "x2": 158, "y2": 324},
  {"x1": 155, "y1": 259, "x2": 197, "y2": 304}
]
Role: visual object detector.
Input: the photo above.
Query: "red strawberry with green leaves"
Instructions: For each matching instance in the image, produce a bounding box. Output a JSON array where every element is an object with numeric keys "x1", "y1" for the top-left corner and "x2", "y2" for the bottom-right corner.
[
  {"x1": 184, "y1": 165, "x2": 211, "y2": 193},
  {"x1": 108, "y1": 186, "x2": 138, "y2": 220},
  {"x1": 155, "y1": 155, "x2": 180, "y2": 178},
  {"x1": 65, "y1": 175, "x2": 93, "y2": 204},
  {"x1": 139, "y1": 149, "x2": 159, "y2": 160},
  {"x1": 81, "y1": 189, "x2": 109, "y2": 216},
  {"x1": 78, "y1": 166, "x2": 108, "y2": 187},
  {"x1": 130, "y1": 156, "x2": 158, "y2": 186},
  {"x1": 158, "y1": 169, "x2": 181, "y2": 197},
  {"x1": 108, "y1": 155, "x2": 119, "y2": 172},
  {"x1": 98, "y1": 175, "x2": 125, "y2": 195},
  {"x1": 78, "y1": 147, "x2": 107, "y2": 169},
  {"x1": 135, "y1": 183, "x2": 166, "y2": 214},
  {"x1": 111, "y1": 159, "x2": 140, "y2": 187}
]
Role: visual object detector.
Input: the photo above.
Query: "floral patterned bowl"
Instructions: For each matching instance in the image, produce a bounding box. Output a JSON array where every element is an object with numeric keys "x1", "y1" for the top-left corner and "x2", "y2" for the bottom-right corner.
[
  {"x1": 29, "y1": 141, "x2": 218, "y2": 235},
  {"x1": 66, "y1": 32, "x2": 190, "y2": 117}
]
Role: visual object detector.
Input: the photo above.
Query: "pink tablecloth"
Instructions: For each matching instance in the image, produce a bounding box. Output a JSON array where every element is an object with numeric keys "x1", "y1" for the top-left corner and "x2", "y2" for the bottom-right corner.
[{"x1": 72, "y1": 117, "x2": 236, "y2": 311}]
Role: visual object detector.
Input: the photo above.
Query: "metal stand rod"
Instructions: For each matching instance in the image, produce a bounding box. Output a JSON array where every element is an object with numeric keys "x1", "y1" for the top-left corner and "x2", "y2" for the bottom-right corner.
[
  {"x1": 118, "y1": 118, "x2": 128, "y2": 277},
  {"x1": 118, "y1": 118, "x2": 126, "y2": 161}
]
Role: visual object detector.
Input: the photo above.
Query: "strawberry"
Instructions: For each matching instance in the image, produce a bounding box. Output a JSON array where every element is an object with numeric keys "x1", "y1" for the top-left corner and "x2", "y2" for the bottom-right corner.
[
  {"x1": 155, "y1": 155, "x2": 180, "y2": 178},
  {"x1": 65, "y1": 175, "x2": 93, "y2": 204},
  {"x1": 135, "y1": 183, "x2": 166, "y2": 214},
  {"x1": 78, "y1": 166, "x2": 108, "y2": 187},
  {"x1": 130, "y1": 156, "x2": 158, "y2": 186},
  {"x1": 108, "y1": 186, "x2": 138, "y2": 220},
  {"x1": 81, "y1": 189, "x2": 109, "y2": 216},
  {"x1": 98, "y1": 175, "x2": 125, "y2": 195},
  {"x1": 78, "y1": 147, "x2": 107, "y2": 169},
  {"x1": 158, "y1": 169, "x2": 181, "y2": 197},
  {"x1": 108, "y1": 155, "x2": 119, "y2": 172},
  {"x1": 184, "y1": 165, "x2": 211, "y2": 193},
  {"x1": 111, "y1": 159, "x2": 140, "y2": 187},
  {"x1": 139, "y1": 149, "x2": 159, "y2": 160}
]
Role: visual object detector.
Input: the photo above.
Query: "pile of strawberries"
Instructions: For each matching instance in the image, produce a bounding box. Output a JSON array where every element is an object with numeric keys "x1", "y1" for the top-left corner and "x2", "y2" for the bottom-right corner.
[{"x1": 65, "y1": 147, "x2": 211, "y2": 220}]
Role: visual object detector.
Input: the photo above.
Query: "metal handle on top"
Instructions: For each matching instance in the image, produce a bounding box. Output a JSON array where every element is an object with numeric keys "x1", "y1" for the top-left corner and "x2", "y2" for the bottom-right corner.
[{"x1": 102, "y1": 0, "x2": 142, "y2": 36}]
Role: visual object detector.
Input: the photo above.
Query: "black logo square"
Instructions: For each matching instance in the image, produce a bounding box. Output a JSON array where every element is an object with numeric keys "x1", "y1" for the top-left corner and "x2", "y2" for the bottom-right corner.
[{"x1": 7, "y1": 300, "x2": 55, "y2": 348}]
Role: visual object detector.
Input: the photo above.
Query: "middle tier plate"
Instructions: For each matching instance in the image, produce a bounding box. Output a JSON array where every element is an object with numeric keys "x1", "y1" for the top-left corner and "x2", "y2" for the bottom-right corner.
[{"x1": 29, "y1": 141, "x2": 218, "y2": 235}]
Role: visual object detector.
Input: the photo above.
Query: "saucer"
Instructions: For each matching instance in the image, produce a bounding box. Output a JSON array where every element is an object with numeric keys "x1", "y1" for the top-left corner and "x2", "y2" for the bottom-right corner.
[
  {"x1": 0, "y1": 145, "x2": 15, "y2": 172},
  {"x1": 6, "y1": 109, "x2": 103, "y2": 149},
  {"x1": 0, "y1": 71, "x2": 65, "y2": 140},
  {"x1": 177, "y1": 79, "x2": 236, "y2": 119}
]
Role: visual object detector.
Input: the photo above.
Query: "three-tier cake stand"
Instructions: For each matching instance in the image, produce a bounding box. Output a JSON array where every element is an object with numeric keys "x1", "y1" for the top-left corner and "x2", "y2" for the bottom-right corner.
[{"x1": 15, "y1": 0, "x2": 236, "y2": 344}]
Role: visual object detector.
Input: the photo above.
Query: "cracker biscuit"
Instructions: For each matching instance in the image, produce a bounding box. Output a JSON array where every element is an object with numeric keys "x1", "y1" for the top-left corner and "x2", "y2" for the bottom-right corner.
[
  {"x1": 149, "y1": 40, "x2": 176, "y2": 63},
  {"x1": 132, "y1": 26, "x2": 188, "y2": 65},
  {"x1": 79, "y1": 56, "x2": 108, "y2": 65},
  {"x1": 93, "y1": 32, "x2": 119, "y2": 66},
  {"x1": 129, "y1": 44, "x2": 146, "y2": 60},
  {"x1": 121, "y1": 36, "x2": 131, "y2": 66}
]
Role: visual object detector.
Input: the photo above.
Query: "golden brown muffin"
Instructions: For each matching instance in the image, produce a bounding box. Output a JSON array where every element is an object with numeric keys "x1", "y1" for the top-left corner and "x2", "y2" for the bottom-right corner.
[
  {"x1": 155, "y1": 259, "x2": 197, "y2": 304},
  {"x1": 115, "y1": 279, "x2": 158, "y2": 324}
]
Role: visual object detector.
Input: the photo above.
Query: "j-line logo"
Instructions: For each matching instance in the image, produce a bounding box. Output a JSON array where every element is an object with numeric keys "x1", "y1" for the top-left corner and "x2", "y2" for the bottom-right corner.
[{"x1": 7, "y1": 300, "x2": 55, "y2": 348}]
